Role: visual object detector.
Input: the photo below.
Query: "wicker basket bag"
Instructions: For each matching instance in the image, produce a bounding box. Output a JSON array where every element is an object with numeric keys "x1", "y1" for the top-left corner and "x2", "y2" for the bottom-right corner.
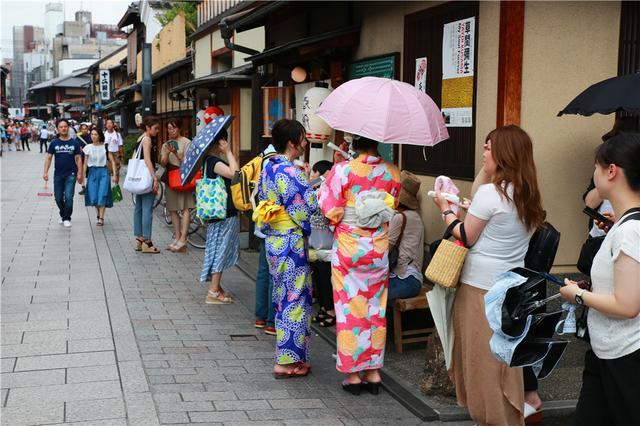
[{"x1": 425, "y1": 219, "x2": 469, "y2": 288}]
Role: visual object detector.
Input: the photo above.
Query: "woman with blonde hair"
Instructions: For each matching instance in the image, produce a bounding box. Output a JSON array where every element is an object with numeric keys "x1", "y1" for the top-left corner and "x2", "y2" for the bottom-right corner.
[{"x1": 433, "y1": 125, "x2": 545, "y2": 425}]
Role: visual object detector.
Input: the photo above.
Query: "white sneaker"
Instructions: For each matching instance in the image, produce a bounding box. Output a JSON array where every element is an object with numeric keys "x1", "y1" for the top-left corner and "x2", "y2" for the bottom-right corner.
[
  {"x1": 63, "y1": 220, "x2": 72, "y2": 228},
  {"x1": 58, "y1": 218, "x2": 64, "y2": 225}
]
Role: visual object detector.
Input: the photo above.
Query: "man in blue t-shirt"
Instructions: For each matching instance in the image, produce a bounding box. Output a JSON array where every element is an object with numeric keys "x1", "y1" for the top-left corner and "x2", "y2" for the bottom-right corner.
[{"x1": 43, "y1": 119, "x2": 83, "y2": 227}]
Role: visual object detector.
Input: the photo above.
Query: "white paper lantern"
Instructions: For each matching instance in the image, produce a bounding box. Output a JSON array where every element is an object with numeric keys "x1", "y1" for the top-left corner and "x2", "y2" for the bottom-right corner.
[{"x1": 302, "y1": 83, "x2": 333, "y2": 143}]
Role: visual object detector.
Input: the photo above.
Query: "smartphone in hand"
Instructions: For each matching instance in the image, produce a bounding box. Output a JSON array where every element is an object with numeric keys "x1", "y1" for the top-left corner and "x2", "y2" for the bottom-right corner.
[{"x1": 582, "y1": 207, "x2": 614, "y2": 228}]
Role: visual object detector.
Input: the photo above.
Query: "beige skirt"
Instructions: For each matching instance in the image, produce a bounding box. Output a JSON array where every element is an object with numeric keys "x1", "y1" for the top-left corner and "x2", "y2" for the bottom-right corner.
[
  {"x1": 165, "y1": 186, "x2": 195, "y2": 211},
  {"x1": 450, "y1": 283, "x2": 524, "y2": 426}
]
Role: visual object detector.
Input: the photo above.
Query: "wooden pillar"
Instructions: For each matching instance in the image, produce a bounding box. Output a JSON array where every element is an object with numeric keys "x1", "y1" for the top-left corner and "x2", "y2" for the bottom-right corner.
[
  {"x1": 496, "y1": 0, "x2": 525, "y2": 127},
  {"x1": 231, "y1": 86, "x2": 241, "y2": 161}
]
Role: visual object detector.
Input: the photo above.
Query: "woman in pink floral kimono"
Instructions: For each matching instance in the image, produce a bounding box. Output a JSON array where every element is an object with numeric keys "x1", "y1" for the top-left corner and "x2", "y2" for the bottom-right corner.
[{"x1": 318, "y1": 136, "x2": 401, "y2": 395}]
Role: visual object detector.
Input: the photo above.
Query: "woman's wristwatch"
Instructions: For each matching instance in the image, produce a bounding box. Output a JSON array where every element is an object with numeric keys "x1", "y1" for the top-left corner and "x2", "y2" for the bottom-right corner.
[
  {"x1": 441, "y1": 209, "x2": 455, "y2": 220},
  {"x1": 575, "y1": 289, "x2": 587, "y2": 305}
]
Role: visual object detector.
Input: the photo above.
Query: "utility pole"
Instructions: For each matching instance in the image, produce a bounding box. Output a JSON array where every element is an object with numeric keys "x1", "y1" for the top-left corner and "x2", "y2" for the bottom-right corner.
[{"x1": 139, "y1": 0, "x2": 160, "y2": 118}]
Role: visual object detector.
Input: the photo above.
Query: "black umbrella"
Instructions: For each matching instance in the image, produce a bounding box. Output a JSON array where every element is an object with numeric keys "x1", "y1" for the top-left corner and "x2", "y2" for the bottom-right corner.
[
  {"x1": 557, "y1": 73, "x2": 640, "y2": 116},
  {"x1": 488, "y1": 268, "x2": 572, "y2": 379}
]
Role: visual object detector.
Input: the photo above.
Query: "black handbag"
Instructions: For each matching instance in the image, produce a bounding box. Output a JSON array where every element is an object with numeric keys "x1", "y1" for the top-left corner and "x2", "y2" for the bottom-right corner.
[
  {"x1": 389, "y1": 212, "x2": 406, "y2": 271},
  {"x1": 576, "y1": 236, "x2": 605, "y2": 276}
]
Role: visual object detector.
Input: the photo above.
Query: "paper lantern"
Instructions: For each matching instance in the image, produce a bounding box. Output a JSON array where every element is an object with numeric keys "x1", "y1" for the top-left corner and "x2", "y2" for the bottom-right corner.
[
  {"x1": 291, "y1": 67, "x2": 307, "y2": 83},
  {"x1": 302, "y1": 83, "x2": 332, "y2": 143}
]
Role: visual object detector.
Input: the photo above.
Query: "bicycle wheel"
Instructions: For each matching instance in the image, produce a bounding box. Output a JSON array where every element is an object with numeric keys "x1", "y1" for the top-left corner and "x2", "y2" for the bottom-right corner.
[
  {"x1": 187, "y1": 216, "x2": 206, "y2": 249},
  {"x1": 163, "y1": 204, "x2": 172, "y2": 225},
  {"x1": 187, "y1": 208, "x2": 200, "y2": 235},
  {"x1": 153, "y1": 182, "x2": 164, "y2": 209}
]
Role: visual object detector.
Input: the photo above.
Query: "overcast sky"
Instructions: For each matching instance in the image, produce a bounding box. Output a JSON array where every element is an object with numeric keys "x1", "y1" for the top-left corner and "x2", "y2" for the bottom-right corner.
[{"x1": 0, "y1": 0, "x2": 132, "y2": 61}]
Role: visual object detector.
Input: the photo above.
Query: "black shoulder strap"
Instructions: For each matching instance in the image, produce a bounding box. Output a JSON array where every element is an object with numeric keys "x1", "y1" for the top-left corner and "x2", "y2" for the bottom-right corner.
[{"x1": 619, "y1": 209, "x2": 640, "y2": 226}]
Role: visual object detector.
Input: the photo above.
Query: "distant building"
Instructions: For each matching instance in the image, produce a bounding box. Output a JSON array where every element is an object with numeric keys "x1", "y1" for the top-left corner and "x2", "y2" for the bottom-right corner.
[
  {"x1": 51, "y1": 11, "x2": 127, "y2": 78},
  {"x1": 45, "y1": 2, "x2": 64, "y2": 41},
  {"x1": 11, "y1": 25, "x2": 46, "y2": 107}
]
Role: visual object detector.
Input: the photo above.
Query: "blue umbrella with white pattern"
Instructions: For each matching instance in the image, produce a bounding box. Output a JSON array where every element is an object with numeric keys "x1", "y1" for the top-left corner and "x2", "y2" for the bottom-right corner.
[{"x1": 180, "y1": 115, "x2": 234, "y2": 185}]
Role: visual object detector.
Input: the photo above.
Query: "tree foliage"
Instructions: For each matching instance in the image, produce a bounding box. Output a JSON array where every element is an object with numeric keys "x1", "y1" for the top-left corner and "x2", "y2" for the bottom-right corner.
[{"x1": 155, "y1": 1, "x2": 198, "y2": 40}]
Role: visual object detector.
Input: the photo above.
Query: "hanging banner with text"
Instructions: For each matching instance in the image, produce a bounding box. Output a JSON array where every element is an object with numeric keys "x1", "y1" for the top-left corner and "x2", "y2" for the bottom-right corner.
[
  {"x1": 441, "y1": 17, "x2": 475, "y2": 127},
  {"x1": 100, "y1": 70, "x2": 111, "y2": 101},
  {"x1": 415, "y1": 57, "x2": 427, "y2": 92}
]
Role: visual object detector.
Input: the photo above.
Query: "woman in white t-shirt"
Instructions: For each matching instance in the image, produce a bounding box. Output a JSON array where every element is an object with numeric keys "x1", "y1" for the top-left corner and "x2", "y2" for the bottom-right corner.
[
  {"x1": 83, "y1": 128, "x2": 118, "y2": 226},
  {"x1": 104, "y1": 119, "x2": 123, "y2": 178},
  {"x1": 560, "y1": 133, "x2": 640, "y2": 426},
  {"x1": 433, "y1": 125, "x2": 545, "y2": 426}
]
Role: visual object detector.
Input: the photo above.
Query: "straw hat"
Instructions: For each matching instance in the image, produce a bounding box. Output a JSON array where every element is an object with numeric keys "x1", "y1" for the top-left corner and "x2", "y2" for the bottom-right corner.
[{"x1": 399, "y1": 170, "x2": 421, "y2": 210}]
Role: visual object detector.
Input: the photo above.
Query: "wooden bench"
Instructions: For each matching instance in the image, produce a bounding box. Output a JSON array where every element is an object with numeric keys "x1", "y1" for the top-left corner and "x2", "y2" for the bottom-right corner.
[{"x1": 392, "y1": 288, "x2": 435, "y2": 353}]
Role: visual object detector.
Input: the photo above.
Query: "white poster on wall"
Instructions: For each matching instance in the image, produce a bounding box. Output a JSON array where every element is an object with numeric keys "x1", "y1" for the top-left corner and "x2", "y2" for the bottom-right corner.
[
  {"x1": 415, "y1": 57, "x2": 427, "y2": 92},
  {"x1": 441, "y1": 17, "x2": 475, "y2": 127}
]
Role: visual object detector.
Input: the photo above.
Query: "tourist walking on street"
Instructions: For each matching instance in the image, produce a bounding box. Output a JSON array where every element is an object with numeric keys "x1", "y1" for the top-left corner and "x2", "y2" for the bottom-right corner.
[
  {"x1": 560, "y1": 133, "x2": 640, "y2": 426},
  {"x1": 432, "y1": 125, "x2": 544, "y2": 425},
  {"x1": 0, "y1": 122, "x2": 6, "y2": 152},
  {"x1": 199, "y1": 128, "x2": 240, "y2": 303},
  {"x1": 20, "y1": 122, "x2": 30, "y2": 151},
  {"x1": 254, "y1": 119, "x2": 316, "y2": 378},
  {"x1": 83, "y1": 128, "x2": 116, "y2": 226},
  {"x1": 43, "y1": 119, "x2": 83, "y2": 227},
  {"x1": 77, "y1": 124, "x2": 90, "y2": 195},
  {"x1": 13, "y1": 123, "x2": 21, "y2": 151},
  {"x1": 318, "y1": 135, "x2": 401, "y2": 394},
  {"x1": 39, "y1": 126, "x2": 49, "y2": 153},
  {"x1": 160, "y1": 120, "x2": 195, "y2": 252},
  {"x1": 132, "y1": 116, "x2": 161, "y2": 253},
  {"x1": 31, "y1": 122, "x2": 39, "y2": 145},
  {"x1": 105, "y1": 119, "x2": 123, "y2": 178}
]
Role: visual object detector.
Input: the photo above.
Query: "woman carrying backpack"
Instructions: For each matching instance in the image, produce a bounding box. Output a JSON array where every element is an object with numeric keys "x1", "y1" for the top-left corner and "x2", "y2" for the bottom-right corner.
[{"x1": 560, "y1": 133, "x2": 640, "y2": 426}]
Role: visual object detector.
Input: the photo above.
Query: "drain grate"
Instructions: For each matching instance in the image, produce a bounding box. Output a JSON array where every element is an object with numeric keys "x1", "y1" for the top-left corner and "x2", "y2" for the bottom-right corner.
[{"x1": 230, "y1": 334, "x2": 258, "y2": 341}]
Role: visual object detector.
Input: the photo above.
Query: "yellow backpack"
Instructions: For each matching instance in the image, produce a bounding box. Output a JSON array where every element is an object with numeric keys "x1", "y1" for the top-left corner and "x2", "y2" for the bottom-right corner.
[{"x1": 230, "y1": 152, "x2": 276, "y2": 211}]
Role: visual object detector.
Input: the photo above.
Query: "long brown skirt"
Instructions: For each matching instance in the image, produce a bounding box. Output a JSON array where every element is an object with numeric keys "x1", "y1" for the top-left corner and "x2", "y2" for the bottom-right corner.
[{"x1": 450, "y1": 283, "x2": 524, "y2": 426}]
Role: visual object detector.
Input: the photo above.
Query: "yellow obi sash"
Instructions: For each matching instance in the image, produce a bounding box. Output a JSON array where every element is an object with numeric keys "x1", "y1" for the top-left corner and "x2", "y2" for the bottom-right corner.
[{"x1": 252, "y1": 200, "x2": 297, "y2": 232}]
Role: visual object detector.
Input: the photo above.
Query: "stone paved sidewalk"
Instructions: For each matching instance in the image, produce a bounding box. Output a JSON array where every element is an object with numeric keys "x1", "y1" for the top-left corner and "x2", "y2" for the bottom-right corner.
[
  {"x1": 1, "y1": 150, "x2": 158, "y2": 425},
  {"x1": 3, "y1": 151, "x2": 470, "y2": 425}
]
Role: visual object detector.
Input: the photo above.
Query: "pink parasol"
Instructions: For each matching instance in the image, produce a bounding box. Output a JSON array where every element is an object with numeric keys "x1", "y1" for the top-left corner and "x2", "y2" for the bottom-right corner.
[{"x1": 316, "y1": 77, "x2": 449, "y2": 146}]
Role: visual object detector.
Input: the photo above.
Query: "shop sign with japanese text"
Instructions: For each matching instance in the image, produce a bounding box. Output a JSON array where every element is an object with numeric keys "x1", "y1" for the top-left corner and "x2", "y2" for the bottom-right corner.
[{"x1": 99, "y1": 70, "x2": 111, "y2": 101}]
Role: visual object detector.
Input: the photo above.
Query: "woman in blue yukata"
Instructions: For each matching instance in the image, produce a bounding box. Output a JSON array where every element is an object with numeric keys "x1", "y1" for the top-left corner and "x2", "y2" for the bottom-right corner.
[{"x1": 253, "y1": 118, "x2": 317, "y2": 378}]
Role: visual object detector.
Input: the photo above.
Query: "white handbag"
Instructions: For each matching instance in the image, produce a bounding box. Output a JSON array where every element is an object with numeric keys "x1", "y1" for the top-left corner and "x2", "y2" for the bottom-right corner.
[{"x1": 123, "y1": 139, "x2": 153, "y2": 195}]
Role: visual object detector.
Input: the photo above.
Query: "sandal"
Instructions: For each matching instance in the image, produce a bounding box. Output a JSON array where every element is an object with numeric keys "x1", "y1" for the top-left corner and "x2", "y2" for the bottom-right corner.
[
  {"x1": 166, "y1": 239, "x2": 177, "y2": 250},
  {"x1": 134, "y1": 237, "x2": 144, "y2": 251},
  {"x1": 170, "y1": 240, "x2": 187, "y2": 253},
  {"x1": 312, "y1": 307, "x2": 327, "y2": 323},
  {"x1": 141, "y1": 240, "x2": 160, "y2": 253},
  {"x1": 319, "y1": 314, "x2": 336, "y2": 327},
  {"x1": 96, "y1": 217, "x2": 104, "y2": 227},
  {"x1": 205, "y1": 290, "x2": 233, "y2": 305},
  {"x1": 274, "y1": 362, "x2": 311, "y2": 379}
]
